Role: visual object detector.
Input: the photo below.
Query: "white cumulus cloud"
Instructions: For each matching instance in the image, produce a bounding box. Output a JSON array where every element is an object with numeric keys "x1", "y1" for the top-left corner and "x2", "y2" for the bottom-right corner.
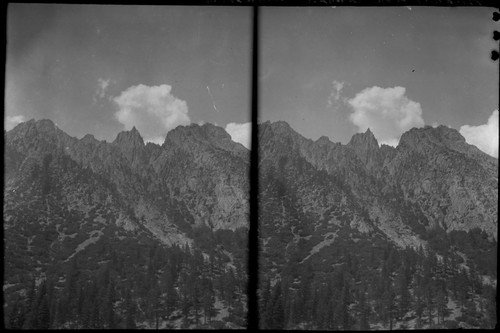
[
  {"x1": 5, "y1": 115, "x2": 26, "y2": 131},
  {"x1": 459, "y1": 110, "x2": 498, "y2": 158},
  {"x1": 94, "y1": 78, "x2": 115, "y2": 102},
  {"x1": 97, "y1": 78, "x2": 111, "y2": 97},
  {"x1": 347, "y1": 86, "x2": 424, "y2": 146},
  {"x1": 114, "y1": 84, "x2": 190, "y2": 143},
  {"x1": 225, "y1": 122, "x2": 251, "y2": 149},
  {"x1": 327, "y1": 80, "x2": 345, "y2": 107}
]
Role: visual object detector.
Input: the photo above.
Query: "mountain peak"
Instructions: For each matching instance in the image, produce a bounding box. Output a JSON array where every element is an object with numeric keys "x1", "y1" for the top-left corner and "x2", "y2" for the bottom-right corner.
[
  {"x1": 260, "y1": 121, "x2": 299, "y2": 139},
  {"x1": 25, "y1": 118, "x2": 59, "y2": 135},
  {"x1": 111, "y1": 127, "x2": 148, "y2": 165},
  {"x1": 398, "y1": 125, "x2": 465, "y2": 152},
  {"x1": 348, "y1": 128, "x2": 379, "y2": 150},
  {"x1": 200, "y1": 122, "x2": 232, "y2": 141},
  {"x1": 113, "y1": 127, "x2": 145, "y2": 148},
  {"x1": 81, "y1": 133, "x2": 99, "y2": 145},
  {"x1": 36, "y1": 118, "x2": 57, "y2": 130},
  {"x1": 433, "y1": 125, "x2": 466, "y2": 142},
  {"x1": 162, "y1": 122, "x2": 249, "y2": 157},
  {"x1": 165, "y1": 123, "x2": 232, "y2": 146},
  {"x1": 5, "y1": 118, "x2": 77, "y2": 155},
  {"x1": 316, "y1": 136, "x2": 331, "y2": 145},
  {"x1": 270, "y1": 120, "x2": 292, "y2": 131},
  {"x1": 259, "y1": 121, "x2": 303, "y2": 146},
  {"x1": 346, "y1": 129, "x2": 380, "y2": 166},
  {"x1": 7, "y1": 118, "x2": 59, "y2": 139}
]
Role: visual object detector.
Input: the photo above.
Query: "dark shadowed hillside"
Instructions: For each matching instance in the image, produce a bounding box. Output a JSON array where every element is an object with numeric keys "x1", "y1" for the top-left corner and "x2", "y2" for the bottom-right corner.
[
  {"x1": 3, "y1": 119, "x2": 497, "y2": 329},
  {"x1": 4, "y1": 119, "x2": 249, "y2": 329},
  {"x1": 258, "y1": 121, "x2": 497, "y2": 330}
]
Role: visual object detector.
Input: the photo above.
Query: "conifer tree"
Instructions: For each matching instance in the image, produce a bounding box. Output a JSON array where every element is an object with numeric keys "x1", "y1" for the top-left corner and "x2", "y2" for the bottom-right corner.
[
  {"x1": 269, "y1": 282, "x2": 285, "y2": 329},
  {"x1": 148, "y1": 283, "x2": 162, "y2": 329},
  {"x1": 396, "y1": 265, "x2": 411, "y2": 320},
  {"x1": 485, "y1": 286, "x2": 497, "y2": 328},
  {"x1": 435, "y1": 288, "x2": 450, "y2": 326},
  {"x1": 105, "y1": 279, "x2": 116, "y2": 329},
  {"x1": 163, "y1": 269, "x2": 177, "y2": 315},
  {"x1": 381, "y1": 289, "x2": 396, "y2": 330},
  {"x1": 125, "y1": 288, "x2": 136, "y2": 329},
  {"x1": 201, "y1": 279, "x2": 215, "y2": 325},
  {"x1": 260, "y1": 277, "x2": 273, "y2": 328},
  {"x1": 8, "y1": 297, "x2": 25, "y2": 329},
  {"x1": 34, "y1": 279, "x2": 50, "y2": 329},
  {"x1": 425, "y1": 287, "x2": 435, "y2": 328},
  {"x1": 356, "y1": 284, "x2": 370, "y2": 330},
  {"x1": 38, "y1": 297, "x2": 51, "y2": 329},
  {"x1": 181, "y1": 294, "x2": 191, "y2": 328},
  {"x1": 24, "y1": 277, "x2": 37, "y2": 328},
  {"x1": 336, "y1": 282, "x2": 352, "y2": 330}
]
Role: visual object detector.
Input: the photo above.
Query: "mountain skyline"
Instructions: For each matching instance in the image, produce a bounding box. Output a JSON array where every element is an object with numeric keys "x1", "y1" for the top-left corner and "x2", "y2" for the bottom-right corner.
[
  {"x1": 4, "y1": 4, "x2": 499, "y2": 329},
  {"x1": 4, "y1": 116, "x2": 496, "y2": 329},
  {"x1": 5, "y1": 117, "x2": 497, "y2": 256},
  {"x1": 6, "y1": 5, "x2": 251, "y2": 144},
  {"x1": 256, "y1": 118, "x2": 497, "y2": 329},
  {"x1": 5, "y1": 117, "x2": 499, "y2": 159},
  {"x1": 6, "y1": 5, "x2": 498, "y2": 157},
  {"x1": 260, "y1": 7, "x2": 498, "y2": 154},
  {"x1": 4, "y1": 116, "x2": 251, "y2": 328},
  {"x1": 6, "y1": 116, "x2": 497, "y2": 245}
]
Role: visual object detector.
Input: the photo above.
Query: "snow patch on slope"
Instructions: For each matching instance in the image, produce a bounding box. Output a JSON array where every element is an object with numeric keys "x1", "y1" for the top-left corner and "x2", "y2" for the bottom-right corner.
[
  {"x1": 301, "y1": 231, "x2": 338, "y2": 263},
  {"x1": 55, "y1": 224, "x2": 77, "y2": 241},
  {"x1": 65, "y1": 229, "x2": 104, "y2": 261},
  {"x1": 115, "y1": 212, "x2": 138, "y2": 231}
]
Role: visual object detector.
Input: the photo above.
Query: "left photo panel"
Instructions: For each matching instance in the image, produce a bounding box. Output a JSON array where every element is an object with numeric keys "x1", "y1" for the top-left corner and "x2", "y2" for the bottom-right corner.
[{"x1": 4, "y1": 4, "x2": 251, "y2": 329}]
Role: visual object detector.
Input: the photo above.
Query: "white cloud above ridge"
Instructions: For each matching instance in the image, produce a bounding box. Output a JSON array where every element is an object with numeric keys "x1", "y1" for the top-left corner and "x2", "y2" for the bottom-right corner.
[
  {"x1": 347, "y1": 86, "x2": 425, "y2": 146},
  {"x1": 327, "y1": 80, "x2": 346, "y2": 107},
  {"x1": 5, "y1": 115, "x2": 26, "y2": 131},
  {"x1": 114, "y1": 84, "x2": 190, "y2": 143},
  {"x1": 146, "y1": 136, "x2": 166, "y2": 145},
  {"x1": 97, "y1": 78, "x2": 111, "y2": 98},
  {"x1": 459, "y1": 110, "x2": 498, "y2": 158},
  {"x1": 94, "y1": 78, "x2": 115, "y2": 103},
  {"x1": 225, "y1": 122, "x2": 251, "y2": 149}
]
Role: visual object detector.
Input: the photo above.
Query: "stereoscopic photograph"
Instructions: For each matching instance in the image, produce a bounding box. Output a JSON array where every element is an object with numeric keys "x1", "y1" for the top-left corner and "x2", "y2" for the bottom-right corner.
[
  {"x1": 4, "y1": 3, "x2": 498, "y2": 330},
  {"x1": 4, "y1": 5, "x2": 251, "y2": 329},
  {"x1": 257, "y1": 6, "x2": 497, "y2": 330}
]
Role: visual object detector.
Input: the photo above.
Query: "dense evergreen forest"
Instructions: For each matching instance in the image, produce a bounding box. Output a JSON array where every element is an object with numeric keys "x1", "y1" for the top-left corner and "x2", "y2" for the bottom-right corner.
[
  {"x1": 5, "y1": 224, "x2": 496, "y2": 329},
  {"x1": 5, "y1": 227, "x2": 248, "y2": 329},
  {"x1": 259, "y1": 229, "x2": 497, "y2": 330}
]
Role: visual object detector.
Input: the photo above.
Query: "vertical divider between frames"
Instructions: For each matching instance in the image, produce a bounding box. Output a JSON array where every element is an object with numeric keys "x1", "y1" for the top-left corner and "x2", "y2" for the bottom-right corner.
[{"x1": 248, "y1": 4, "x2": 260, "y2": 331}]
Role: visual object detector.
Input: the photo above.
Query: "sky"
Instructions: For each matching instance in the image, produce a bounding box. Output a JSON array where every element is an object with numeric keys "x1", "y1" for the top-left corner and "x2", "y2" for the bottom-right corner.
[
  {"x1": 5, "y1": 5, "x2": 252, "y2": 147},
  {"x1": 261, "y1": 6, "x2": 498, "y2": 157},
  {"x1": 5, "y1": 5, "x2": 499, "y2": 157}
]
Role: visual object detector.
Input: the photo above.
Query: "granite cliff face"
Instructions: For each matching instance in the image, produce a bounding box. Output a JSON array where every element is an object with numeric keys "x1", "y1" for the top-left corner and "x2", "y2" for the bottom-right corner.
[
  {"x1": 4, "y1": 119, "x2": 250, "y2": 250},
  {"x1": 257, "y1": 121, "x2": 497, "y2": 330},
  {"x1": 391, "y1": 125, "x2": 498, "y2": 237},
  {"x1": 258, "y1": 121, "x2": 497, "y2": 280},
  {"x1": 5, "y1": 119, "x2": 496, "y2": 253},
  {"x1": 4, "y1": 119, "x2": 250, "y2": 329},
  {"x1": 259, "y1": 121, "x2": 497, "y2": 246},
  {"x1": 3, "y1": 119, "x2": 497, "y2": 329}
]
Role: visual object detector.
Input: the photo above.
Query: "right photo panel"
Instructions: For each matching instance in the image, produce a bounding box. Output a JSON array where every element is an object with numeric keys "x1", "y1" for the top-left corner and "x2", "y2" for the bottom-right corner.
[{"x1": 258, "y1": 7, "x2": 497, "y2": 330}]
